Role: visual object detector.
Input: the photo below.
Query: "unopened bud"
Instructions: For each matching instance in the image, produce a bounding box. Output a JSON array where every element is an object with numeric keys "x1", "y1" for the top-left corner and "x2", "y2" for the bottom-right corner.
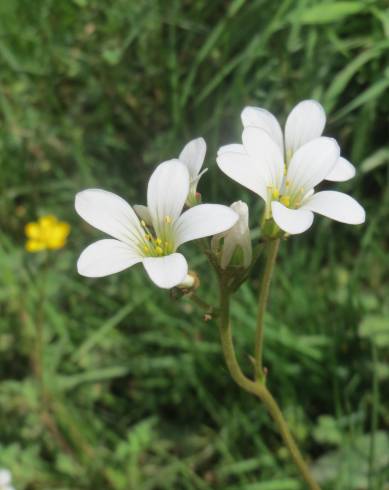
[
  {"x1": 211, "y1": 201, "x2": 252, "y2": 269},
  {"x1": 177, "y1": 271, "x2": 200, "y2": 291}
]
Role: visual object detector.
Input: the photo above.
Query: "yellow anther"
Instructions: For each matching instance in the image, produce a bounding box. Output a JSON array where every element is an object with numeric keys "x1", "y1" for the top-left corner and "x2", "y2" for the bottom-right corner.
[
  {"x1": 155, "y1": 238, "x2": 162, "y2": 245},
  {"x1": 280, "y1": 195, "x2": 290, "y2": 207},
  {"x1": 164, "y1": 215, "x2": 172, "y2": 224},
  {"x1": 155, "y1": 246, "x2": 163, "y2": 255},
  {"x1": 144, "y1": 234, "x2": 152, "y2": 241},
  {"x1": 285, "y1": 180, "x2": 290, "y2": 187},
  {"x1": 141, "y1": 220, "x2": 147, "y2": 227},
  {"x1": 272, "y1": 188, "x2": 280, "y2": 199}
]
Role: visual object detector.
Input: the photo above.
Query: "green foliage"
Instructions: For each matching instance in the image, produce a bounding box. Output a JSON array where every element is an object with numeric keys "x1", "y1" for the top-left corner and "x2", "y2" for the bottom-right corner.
[{"x1": 0, "y1": 0, "x2": 388, "y2": 489}]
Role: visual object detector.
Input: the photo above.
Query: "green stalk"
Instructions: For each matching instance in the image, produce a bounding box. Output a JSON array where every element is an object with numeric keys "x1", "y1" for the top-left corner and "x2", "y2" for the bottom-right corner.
[
  {"x1": 254, "y1": 239, "x2": 280, "y2": 380},
  {"x1": 368, "y1": 341, "x2": 379, "y2": 490},
  {"x1": 218, "y1": 283, "x2": 321, "y2": 490}
]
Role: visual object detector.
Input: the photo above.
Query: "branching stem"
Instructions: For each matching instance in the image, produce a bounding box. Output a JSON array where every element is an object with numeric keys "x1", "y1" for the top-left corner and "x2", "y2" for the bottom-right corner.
[{"x1": 218, "y1": 282, "x2": 321, "y2": 490}]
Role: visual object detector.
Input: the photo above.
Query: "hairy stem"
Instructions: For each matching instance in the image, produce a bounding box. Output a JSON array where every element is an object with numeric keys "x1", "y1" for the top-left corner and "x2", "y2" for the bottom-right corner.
[
  {"x1": 218, "y1": 284, "x2": 321, "y2": 490},
  {"x1": 254, "y1": 239, "x2": 280, "y2": 380}
]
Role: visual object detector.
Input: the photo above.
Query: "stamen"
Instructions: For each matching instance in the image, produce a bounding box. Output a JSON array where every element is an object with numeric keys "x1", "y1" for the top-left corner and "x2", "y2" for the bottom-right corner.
[
  {"x1": 164, "y1": 215, "x2": 172, "y2": 224},
  {"x1": 272, "y1": 188, "x2": 280, "y2": 199},
  {"x1": 280, "y1": 195, "x2": 290, "y2": 207}
]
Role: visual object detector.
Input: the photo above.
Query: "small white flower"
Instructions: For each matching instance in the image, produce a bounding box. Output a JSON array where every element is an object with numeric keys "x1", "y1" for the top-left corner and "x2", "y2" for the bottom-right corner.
[
  {"x1": 0, "y1": 469, "x2": 15, "y2": 490},
  {"x1": 217, "y1": 101, "x2": 365, "y2": 235},
  {"x1": 240, "y1": 100, "x2": 356, "y2": 182},
  {"x1": 76, "y1": 160, "x2": 238, "y2": 288},
  {"x1": 178, "y1": 137, "x2": 207, "y2": 205},
  {"x1": 212, "y1": 201, "x2": 252, "y2": 269}
]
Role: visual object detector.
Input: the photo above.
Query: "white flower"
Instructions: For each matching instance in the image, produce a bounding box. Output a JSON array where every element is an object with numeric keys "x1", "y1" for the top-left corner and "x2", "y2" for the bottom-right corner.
[
  {"x1": 217, "y1": 101, "x2": 365, "y2": 235},
  {"x1": 212, "y1": 201, "x2": 252, "y2": 269},
  {"x1": 0, "y1": 469, "x2": 15, "y2": 490},
  {"x1": 240, "y1": 99, "x2": 356, "y2": 182},
  {"x1": 75, "y1": 160, "x2": 238, "y2": 288},
  {"x1": 178, "y1": 137, "x2": 207, "y2": 205}
]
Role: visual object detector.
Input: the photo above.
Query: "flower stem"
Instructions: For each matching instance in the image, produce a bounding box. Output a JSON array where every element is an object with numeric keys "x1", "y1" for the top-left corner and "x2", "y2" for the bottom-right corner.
[
  {"x1": 189, "y1": 293, "x2": 214, "y2": 313},
  {"x1": 218, "y1": 284, "x2": 321, "y2": 490},
  {"x1": 254, "y1": 239, "x2": 280, "y2": 380}
]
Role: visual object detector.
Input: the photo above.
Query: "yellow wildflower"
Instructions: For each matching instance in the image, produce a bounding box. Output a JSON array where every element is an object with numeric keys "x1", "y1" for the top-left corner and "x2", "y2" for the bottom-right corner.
[{"x1": 25, "y1": 215, "x2": 70, "y2": 252}]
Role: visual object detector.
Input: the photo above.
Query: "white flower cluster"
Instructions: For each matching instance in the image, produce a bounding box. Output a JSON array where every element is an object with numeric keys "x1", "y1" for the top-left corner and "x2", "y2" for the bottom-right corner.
[{"x1": 76, "y1": 100, "x2": 365, "y2": 288}]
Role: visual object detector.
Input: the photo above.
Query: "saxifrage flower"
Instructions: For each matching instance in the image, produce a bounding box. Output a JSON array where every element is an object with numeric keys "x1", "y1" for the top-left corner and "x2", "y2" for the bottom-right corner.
[
  {"x1": 217, "y1": 100, "x2": 365, "y2": 235},
  {"x1": 76, "y1": 160, "x2": 238, "y2": 288},
  {"x1": 241, "y1": 99, "x2": 356, "y2": 182}
]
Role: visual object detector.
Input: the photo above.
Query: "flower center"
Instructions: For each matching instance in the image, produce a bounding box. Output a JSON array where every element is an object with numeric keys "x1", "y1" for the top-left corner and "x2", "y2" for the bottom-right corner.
[
  {"x1": 267, "y1": 181, "x2": 306, "y2": 218},
  {"x1": 139, "y1": 218, "x2": 175, "y2": 257}
]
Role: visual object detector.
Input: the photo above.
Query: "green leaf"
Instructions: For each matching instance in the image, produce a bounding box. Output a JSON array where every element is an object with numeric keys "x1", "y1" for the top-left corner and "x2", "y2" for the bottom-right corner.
[
  {"x1": 359, "y1": 316, "x2": 389, "y2": 347},
  {"x1": 332, "y1": 77, "x2": 389, "y2": 120},
  {"x1": 298, "y1": 2, "x2": 367, "y2": 24},
  {"x1": 324, "y1": 40, "x2": 389, "y2": 110},
  {"x1": 312, "y1": 432, "x2": 389, "y2": 487},
  {"x1": 102, "y1": 48, "x2": 122, "y2": 65},
  {"x1": 360, "y1": 147, "x2": 389, "y2": 174},
  {"x1": 313, "y1": 415, "x2": 343, "y2": 446}
]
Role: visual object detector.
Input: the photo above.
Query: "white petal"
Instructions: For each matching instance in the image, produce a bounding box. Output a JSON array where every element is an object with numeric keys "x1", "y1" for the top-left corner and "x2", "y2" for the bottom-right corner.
[
  {"x1": 174, "y1": 204, "x2": 238, "y2": 247},
  {"x1": 133, "y1": 204, "x2": 152, "y2": 224},
  {"x1": 220, "y1": 235, "x2": 237, "y2": 269},
  {"x1": 0, "y1": 470, "x2": 11, "y2": 485},
  {"x1": 271, "y1": 201, "x2": 314, "y2": 235},
  {"x1": 216, "y1": 147, "x2": 268, "y2": 201},
  {"x1": 75, "y1": 189, "x2": 143, "y2": 245},
  {"x1": 77, "y1": 239, "x2": 143, "y2": 278},
  {"x1": 217, "y1": 143, "x2": 245, "y2": 155},
  {"x1": 301, "y1": 191, "x2": 365, "y2": 224},
  {"x1": 221, "y1": 232, "x2": 252, "y2": 269},
  {"x1": 143, "y1": 253, "x2": 188, "y2": 289},
  {"x1": 287, "y1": 137, "x2": 340, "y2": 194},
  {"x1": 179, "y1": 137, "x2": 206, "y2": 180},
  {"x1": 326, "y1": 157, "x2": 356, "y2": 182},
  {"x1": 242, "y1": 127, "x2": 284, "y2": 192},
  {"x1": 285, "y1": 100, "x2": 326, "y2": 155},
  {"x1": 147, "y1": 160, "x2": 189, "y2": 233},
  {"x1": 241, "y1": 106, "x2": 283, "y2": 151}
]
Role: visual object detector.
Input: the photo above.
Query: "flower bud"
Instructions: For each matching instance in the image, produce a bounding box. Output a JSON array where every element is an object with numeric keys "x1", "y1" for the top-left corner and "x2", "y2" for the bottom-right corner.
[
  {"x1": 212, "y1": 201, "x2": 252, "y2": 269},
  {"x1": 178, "y1": 138, "x2": 208, "y2": 207},
  {"x1": 177, "y1": 271, "x2": 200, "y2": 291}
]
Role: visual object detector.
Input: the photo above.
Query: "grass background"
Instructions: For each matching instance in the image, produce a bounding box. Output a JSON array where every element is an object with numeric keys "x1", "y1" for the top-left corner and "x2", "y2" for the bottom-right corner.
[{"x1": 0, "y1": 0, "x2": 388, "y2": 489}]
